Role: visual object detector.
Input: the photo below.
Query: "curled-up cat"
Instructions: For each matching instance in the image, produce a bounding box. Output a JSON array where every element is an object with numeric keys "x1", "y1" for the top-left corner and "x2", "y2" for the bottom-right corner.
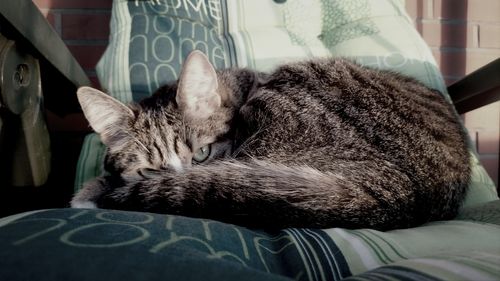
[{"x1": 71, "y1": 50, "x2": 470, "y2": 230}]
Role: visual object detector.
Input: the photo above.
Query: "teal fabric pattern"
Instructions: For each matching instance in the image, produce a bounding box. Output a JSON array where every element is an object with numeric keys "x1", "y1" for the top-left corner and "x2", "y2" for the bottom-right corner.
[
  {"x1": 1, "y1": 202, "x2": 500, "y2": 280},
  {"x1": 0, "y1": 209, "x2": 350, "y2": 281},
  {"x1": 126, "y1": 1, "x2": 229, "y2": 101}
]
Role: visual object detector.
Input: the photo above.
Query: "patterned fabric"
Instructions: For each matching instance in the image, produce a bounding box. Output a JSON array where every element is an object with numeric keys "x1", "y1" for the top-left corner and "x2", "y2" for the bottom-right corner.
[
  {"x1": 75, "y1": 0, "x2": 498, "y2": 208},
  {"x1": 0, "y1": 209, "x2": 350, "y2": 281},
  {"x1": 222, "y1": 0, "x2": 446, "y2": 94},
  {"x1": 1, "y1": 201, "x2": 499, "y2": 280},
  {"x1": 326, "y1": 220, "x2": 500, "y2": 278}
]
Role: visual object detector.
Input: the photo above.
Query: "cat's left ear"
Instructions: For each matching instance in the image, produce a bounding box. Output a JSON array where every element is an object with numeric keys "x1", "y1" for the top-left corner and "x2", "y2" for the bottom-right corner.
[
  {"x1": 176, "y1": 50, "x2": 221, "y2": 120},
  {"x1": 77, "y1": 86, "x2": 134, "y2": 148}
]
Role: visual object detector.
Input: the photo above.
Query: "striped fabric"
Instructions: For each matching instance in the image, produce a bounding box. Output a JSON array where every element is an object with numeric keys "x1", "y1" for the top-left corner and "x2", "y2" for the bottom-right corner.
[
  {"x1": 96, "y1": 0, "x2": 133, "y2": 103},
  {"x1": 284, "y1": 228, "x2": 351, "y2": 280},
  {"x1": 325, "y1": 220, "x2": 500, "y2": 277}
]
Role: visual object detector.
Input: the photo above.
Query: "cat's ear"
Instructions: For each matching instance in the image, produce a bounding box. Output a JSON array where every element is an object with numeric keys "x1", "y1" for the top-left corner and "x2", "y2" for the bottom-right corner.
[
  {"x1": 77, "y1": 86, "x2": 134, "y2": 147},
  {"x1": 176, "y1": 50, "x2": 221, "y2": 120}
]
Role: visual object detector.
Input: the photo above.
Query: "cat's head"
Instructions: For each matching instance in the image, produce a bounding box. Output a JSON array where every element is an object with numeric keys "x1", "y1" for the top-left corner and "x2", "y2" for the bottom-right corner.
[{"x1": 77, "y1": 51, "x2": 255, "y2": 177}]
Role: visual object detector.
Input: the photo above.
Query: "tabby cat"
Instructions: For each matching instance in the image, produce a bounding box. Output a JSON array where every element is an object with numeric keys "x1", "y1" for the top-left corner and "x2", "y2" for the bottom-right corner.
[{"x1": 71, "y1": 50, "x2": 470, "y2": 230}]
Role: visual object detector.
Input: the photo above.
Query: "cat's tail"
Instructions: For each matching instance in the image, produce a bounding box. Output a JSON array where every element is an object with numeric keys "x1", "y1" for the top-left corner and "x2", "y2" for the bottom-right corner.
[{"x1": 77, "y1": 158, "x2": 430, "y2": 230}]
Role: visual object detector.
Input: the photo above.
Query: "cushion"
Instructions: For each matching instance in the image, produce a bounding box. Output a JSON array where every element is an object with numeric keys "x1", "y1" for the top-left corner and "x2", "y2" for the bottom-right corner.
[
  {"x1": 1, "y1": 201, "x2": 499, "y2": 280},
  {"x1": 75, "y1": 0, "x2": 498, "y2": 210}
]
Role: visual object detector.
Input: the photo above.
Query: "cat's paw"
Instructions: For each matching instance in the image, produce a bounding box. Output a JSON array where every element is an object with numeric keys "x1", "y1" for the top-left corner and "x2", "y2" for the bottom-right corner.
[
  {"x1": 71, "y1": 200, "x2": 97, "y2": 209},
  {"x1": 70, "y1": 177, "x2": 108, "y2": 209}
]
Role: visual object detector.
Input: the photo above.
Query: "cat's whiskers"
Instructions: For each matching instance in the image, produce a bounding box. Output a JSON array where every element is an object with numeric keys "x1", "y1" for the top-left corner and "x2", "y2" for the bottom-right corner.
[
  {"x1": 134, "y1": 138, "x2": 151, "y2": 154},
  {"x1": 182, "y1": 120, "x2": 188, "y2": 143}
]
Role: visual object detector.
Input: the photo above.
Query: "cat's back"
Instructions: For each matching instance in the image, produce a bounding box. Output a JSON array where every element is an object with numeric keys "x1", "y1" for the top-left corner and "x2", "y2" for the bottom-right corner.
[{"x1": 238, "y1": 58, "x2": 469, "y2": 199}]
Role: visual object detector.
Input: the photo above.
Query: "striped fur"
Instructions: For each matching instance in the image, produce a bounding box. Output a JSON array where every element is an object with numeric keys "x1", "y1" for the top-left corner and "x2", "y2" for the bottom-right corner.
[{"x1": 72, "y1": 51, "x2": 470, "y2": 230}]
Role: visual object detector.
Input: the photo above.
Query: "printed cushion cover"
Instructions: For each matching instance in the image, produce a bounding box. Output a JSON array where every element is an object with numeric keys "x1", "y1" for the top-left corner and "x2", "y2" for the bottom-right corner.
[
  {"x1": 0, "y1": 201, "x2": 499, "y2": 280},
  {"x1": 75, "y1": 0, "x2": 498, "y2": 208}
]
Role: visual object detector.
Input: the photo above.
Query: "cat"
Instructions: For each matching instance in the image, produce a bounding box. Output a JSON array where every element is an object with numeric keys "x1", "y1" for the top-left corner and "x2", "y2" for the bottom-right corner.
[{"x1": 71, "y1": 50, "x2": 470, "y2": 230}]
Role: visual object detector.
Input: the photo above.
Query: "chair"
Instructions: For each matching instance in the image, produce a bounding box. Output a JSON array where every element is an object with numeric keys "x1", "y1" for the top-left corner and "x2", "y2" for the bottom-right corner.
[{"x1": 0, "y1": 1, "x2": 499, "y2": 280}]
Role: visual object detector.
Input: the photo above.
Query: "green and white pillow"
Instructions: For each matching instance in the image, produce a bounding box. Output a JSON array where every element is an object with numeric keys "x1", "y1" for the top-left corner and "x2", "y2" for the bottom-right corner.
[{"x1": 76, "y1": 0, "x2": 498, "y2": 210}]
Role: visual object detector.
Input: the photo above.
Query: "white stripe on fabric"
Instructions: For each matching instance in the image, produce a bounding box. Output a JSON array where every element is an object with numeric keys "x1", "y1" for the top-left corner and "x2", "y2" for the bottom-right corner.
[
  {"x1": 224, "y1": 0, "x2": 248, "y2": 68},
  {"x1": 116, "y1": 0, "x2": 132, "y2": 102},
  {"x1": 287, "y1": 228, "x2": 323, "y2": 281},
  {"x1": 413, "y1": 258, "x2": 498, "y2": 281},
  {"x1": 96, "y1": 0, "x2": 133, "y2": 103},
  {"x1": 332, "y1": 228, "x2": 381, "y2": 270},
  {"x1": 283, "y1": 229, "x2": 315, "y2": 281}
]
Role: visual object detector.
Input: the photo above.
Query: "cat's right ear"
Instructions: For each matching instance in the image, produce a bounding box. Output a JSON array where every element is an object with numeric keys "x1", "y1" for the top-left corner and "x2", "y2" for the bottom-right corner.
[
  {"x1": 176, "y1": 50, "x2": 221, "y2": 121},
  {"x1": 77, "y1": 87, "x2": 134, "y2": 147}
]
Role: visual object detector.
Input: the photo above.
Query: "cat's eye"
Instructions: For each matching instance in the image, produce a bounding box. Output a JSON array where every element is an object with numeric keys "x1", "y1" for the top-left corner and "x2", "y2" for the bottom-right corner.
[
  {"x1": 137, "y1": 168, "x2": 159, "y2": 178},
  {"x1": 192, "y1": 145, "x2": 211, "y2": 163}
]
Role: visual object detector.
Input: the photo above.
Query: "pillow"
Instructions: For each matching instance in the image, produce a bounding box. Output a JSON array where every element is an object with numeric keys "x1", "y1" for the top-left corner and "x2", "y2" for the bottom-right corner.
[
  {"x1": 95, "y1": 0, "x2": 446, "y2": 101},
  {"x1": 0, "y1": 208, "x2": 349, "y2": 281},
  {"x1": 75, "y1": 0, "x2": 498, "y2": 211},
  {"x1": 1, "y1": 204, "x2": 499, "y2": 280}
]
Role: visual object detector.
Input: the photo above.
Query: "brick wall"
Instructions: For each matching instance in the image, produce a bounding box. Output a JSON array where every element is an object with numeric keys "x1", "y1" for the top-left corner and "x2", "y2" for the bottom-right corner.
[
  {"x1": 32, "y1": 0, "x2": 112, "y2": 89},
  {"x1": 32, "y1": 0, "x2": 499, "y2": 186}
]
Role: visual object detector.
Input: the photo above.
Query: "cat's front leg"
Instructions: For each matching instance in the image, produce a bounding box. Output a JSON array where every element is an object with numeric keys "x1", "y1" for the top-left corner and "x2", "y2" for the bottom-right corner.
[
  {"x1": 104, "y1": 172, "x2": 195, "y2": 213},
  {"x1": 71, "y1": 176, "x2": 114, "y2": 209},
  {"x1": 70, "y1": 171, "x2": 191, "y2": 213}
]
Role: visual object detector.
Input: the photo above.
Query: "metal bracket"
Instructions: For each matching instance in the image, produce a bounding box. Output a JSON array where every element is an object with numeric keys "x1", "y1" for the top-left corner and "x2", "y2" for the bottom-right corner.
[{"x1": 0, "y1": 34, "x2": 51, "y2": 187}]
